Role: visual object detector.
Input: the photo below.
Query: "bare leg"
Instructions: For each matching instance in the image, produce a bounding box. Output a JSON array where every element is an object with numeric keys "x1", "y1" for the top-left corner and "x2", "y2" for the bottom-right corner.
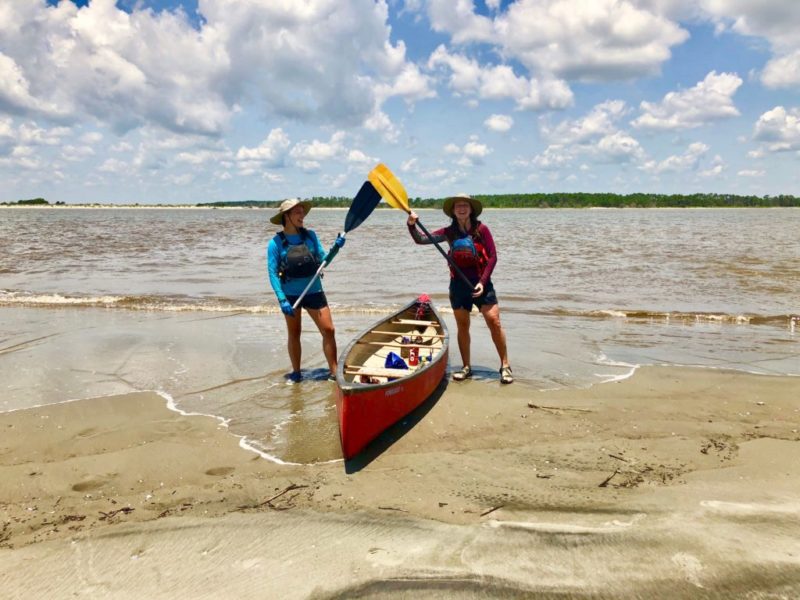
[
  {"x1": 284, "y1": 311, "x2": 302, "y2": 372},
  {"x1": 480, "y1": 303, "x2": 509, "y2": 368},
  {"x1": 453, "y1": 308, "x2": 472, "y2": 368},
  {"x1": 307, "y1": 306, "x2": 337, "y2": 374}
]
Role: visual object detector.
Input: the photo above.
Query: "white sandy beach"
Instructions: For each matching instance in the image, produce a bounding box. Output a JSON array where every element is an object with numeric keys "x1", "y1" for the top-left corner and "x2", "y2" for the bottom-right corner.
[{"x1": 2, "y1": 366, "x2": 799, "y2": 598}]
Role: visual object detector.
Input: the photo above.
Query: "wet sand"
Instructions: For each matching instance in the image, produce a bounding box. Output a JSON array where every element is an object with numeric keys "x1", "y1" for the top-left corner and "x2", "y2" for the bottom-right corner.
[{"x1": 2, "y1": 366, "x2": 799, "y2": 598}]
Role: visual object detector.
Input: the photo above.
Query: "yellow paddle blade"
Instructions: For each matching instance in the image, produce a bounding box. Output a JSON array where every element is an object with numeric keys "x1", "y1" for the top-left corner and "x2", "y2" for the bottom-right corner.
[{"x1": 368, "y1": 163, "x2": 410, "y2": 213}]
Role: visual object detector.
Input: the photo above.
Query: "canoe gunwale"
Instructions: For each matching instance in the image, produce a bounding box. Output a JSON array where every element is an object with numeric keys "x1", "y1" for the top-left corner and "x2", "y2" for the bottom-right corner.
[{"x1": 335, "y1": 299, "x2": 449, "y2": 395}]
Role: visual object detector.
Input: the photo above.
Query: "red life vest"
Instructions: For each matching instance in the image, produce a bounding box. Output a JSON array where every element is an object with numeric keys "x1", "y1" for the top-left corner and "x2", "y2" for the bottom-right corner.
[{"x1": 445, "y1": 223, "x2": 489, "y2": 277}]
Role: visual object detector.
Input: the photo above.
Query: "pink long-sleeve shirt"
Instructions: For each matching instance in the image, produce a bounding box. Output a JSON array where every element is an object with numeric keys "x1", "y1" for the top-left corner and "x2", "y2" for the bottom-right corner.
[{"x1": 407, "y1": 221, "x2": 498, "y2": 286}]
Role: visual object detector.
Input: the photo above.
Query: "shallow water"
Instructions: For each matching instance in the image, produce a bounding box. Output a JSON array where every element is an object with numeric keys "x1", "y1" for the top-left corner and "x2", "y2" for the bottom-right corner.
[{"x1": 1, "y1": 207, "x2": 798, "y2": 462}]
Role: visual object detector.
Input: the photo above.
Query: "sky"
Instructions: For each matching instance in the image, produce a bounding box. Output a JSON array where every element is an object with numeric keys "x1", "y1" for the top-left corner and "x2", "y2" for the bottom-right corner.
[{"x1": 1, "y1": 0, "x2": 799, "y2": 204}]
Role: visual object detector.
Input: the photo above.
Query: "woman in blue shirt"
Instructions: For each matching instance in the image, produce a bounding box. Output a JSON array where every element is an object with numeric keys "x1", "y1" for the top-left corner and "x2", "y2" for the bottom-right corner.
[{"x1": 267, "y1": 199, "x2": 344, "y2": 383}]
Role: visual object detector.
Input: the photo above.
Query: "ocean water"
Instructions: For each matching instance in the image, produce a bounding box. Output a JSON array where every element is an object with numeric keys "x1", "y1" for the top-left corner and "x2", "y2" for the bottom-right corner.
[{"x1": 1, "y1": 207, "x2": 798, "y2": 462}]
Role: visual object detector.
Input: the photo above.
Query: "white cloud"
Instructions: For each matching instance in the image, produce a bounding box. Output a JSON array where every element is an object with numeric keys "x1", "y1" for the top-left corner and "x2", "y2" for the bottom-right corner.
[
  {"x1": 363, "y1": 109, "x2": 400, "y2": 143},
  {"x1": 236, "y1": 129, "x2": 291, "y2": 166},
  {"x1": 463, "y1": 140, "x2": 490, "y2": 159},
  {"x1": 699, "y1": 154, "x2": 725, "y2": 177},
  {"x1": 484, "y1": 114, "x2": 514, "y2": 132},
  {"x1": 641, "y1": 141, "x2": 709, "y2": 173},
  {"x1": 738, "y1": 169, "x2": 765, "y2": 177},
  {"x1": 400, "y1": 158, "x2": 417, "y2": 172},
  {"x1": 534, "y1": 100, "x2": 643, "y2": 169},
  {"x1": 175, "y1": 149, "x2": 228, "y2": 166},
  {"x1": 443, "y1": 137, "x2": 492, "y2": 165},
  {"x1": 532, "y1": 146, "x2": 575, "y2": 170},
  {"x1": 495, "y1": 0, "x2": 688, "y2": 81},
  {"x1": 702, "y1": 0, "x2": 800, "y2": 50},
  {"x1": 541, "y1": 100, "x2": 628, "y2": 145},
  {"x1": 98, "y1": 158, "x2": 129, "y2": 173},
  {"x1": 752, "y1": 105, "x2": 800, "y2": 151},
  {"x1": 761, "y1": 50, "x2": 800, "y2": 88},
  {"x1": 346, "y1": 149, "x2": 377, "y2": 165},
  {"x1": 0, "y1": 0, "x2": 429, "y2": 137},
  {"x1": 428, "y1": 45, "x2": 573, "y2": 110},
  {"x1": 111, "y1": 141, "x2": 134, "y2": 153},
  {"x1": 18, "y1": 123, "x2": 71, "y2": 146},
  {"x1": 596, "y1": 132, "x2": 646, "y2": 162},
  {"x1": 290, "y1": 132, "x2": 347, "y2": 165},
  {"x1": 374, "y1": 63, "x2": 437, "y2": 105},
  {"x1": 80, "y1": 132, "x2": 103, "y2": 144},
  {"x1": 61, "y1": 145, "x2": 96, "y2": 161},
  {"x1": 632, "y1": 71, "x2": 743, "y2": 130},
  {"x1": 0, "y1": 53, "x2": 64, "y2": 118},
  {"x1": 700, "y1": 1, "x2": 800, "y2": 89},
  {"x1": 426, "y1": 0, "x2": 495, "y2": 44}
]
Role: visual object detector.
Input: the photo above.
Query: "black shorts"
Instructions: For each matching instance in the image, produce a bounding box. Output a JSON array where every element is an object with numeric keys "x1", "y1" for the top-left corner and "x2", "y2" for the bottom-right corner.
[
  {"x1": 449, "y1": 278, "x2": 497, "y2": 312},
  {"x1": 285, "y1": 292, "x2": 329, "y2": 311}
]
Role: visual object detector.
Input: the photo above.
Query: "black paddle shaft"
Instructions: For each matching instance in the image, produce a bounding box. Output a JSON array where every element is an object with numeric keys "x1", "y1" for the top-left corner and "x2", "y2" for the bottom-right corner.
[{"x1": 414, "y1": 220, "x2": 475, "y2": 289}]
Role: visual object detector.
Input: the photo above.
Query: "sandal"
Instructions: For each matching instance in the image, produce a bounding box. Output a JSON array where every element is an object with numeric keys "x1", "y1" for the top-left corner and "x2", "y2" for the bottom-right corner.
[
  {"x1": 499, "y1": 366, "x2": 513, "y2": 384},
  {"x1": 452, "y1": 366, "x2": 472, "y2": 381}
]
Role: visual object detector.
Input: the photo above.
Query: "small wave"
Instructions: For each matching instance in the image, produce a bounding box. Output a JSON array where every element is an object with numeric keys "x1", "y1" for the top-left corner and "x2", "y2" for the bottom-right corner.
[
  {"x1": 0, "y1": 291, "x2": 272, "y2": 312},
  {"x1": 510, "y1": 305, "x2": 797, "y2": 328},
  {"x1": 2, "y1": 291, "x2": 795, "y2": 327},
  {"x1": 0, "y1": 291, "x2": 411, "y2": 316}
]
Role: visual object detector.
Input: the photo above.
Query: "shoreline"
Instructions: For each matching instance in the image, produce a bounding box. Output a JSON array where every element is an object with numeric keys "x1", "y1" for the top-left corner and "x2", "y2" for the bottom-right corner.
[
  {"x1": 2, "y1": 365, "x2": 799, "y2": 596},
  {"x1": 3, "y1": 204, "x2": 799, "y2": 210}
]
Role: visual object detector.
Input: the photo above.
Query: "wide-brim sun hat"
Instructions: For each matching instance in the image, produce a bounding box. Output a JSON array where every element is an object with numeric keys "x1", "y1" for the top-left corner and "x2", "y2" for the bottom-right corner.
[
  {"x1": 443, "y1": 193, "x2": 482, "y2": 218},
  {"x1": 270, "y1": 198, "x2": 312, "y2": 225}
]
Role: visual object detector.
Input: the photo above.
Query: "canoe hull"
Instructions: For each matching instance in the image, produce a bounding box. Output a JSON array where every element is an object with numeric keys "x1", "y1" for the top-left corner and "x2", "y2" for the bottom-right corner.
[
  {"x1": 336, "y1": 351, "x2": 446, "y2": 459},
  {"x1": 335, "y1": 299, "x2": 449, "y2": 460}
]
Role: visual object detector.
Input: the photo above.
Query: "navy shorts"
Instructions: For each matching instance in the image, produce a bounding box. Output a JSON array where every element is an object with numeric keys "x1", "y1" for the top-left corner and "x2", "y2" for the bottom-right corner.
[
  {"x1": 285, "y1": 292, "x2": 329, "y2": 311},
  {"x1": 449, "y1": 278, "x2": 497, "y2": 312}
]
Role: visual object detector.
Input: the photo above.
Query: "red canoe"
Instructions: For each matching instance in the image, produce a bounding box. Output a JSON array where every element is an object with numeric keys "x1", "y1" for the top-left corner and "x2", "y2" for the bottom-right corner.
[{"x1": 335, "y1": 297, "x2": 449, "y2": 459}]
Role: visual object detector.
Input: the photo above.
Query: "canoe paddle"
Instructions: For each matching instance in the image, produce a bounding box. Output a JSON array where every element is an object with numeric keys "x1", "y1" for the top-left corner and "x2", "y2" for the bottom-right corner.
[
  {"x1": 368, "y1": 163, "x2": 475, "y2": 289},
  {"x1": 291, "y1": 176, "x2": 383, "y2": 310}
]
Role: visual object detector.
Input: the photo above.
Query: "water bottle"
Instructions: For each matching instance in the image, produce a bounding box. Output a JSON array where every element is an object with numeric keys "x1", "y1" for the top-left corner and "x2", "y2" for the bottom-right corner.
[{"x1": 409, "y1": 346, "x2": 419, "y2": 366}]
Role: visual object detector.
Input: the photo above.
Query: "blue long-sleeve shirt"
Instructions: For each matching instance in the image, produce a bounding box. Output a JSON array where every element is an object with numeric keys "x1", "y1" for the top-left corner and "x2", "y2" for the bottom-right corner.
[{"x1": 267, "y1": 230, "x2": 327, "y2": 302}]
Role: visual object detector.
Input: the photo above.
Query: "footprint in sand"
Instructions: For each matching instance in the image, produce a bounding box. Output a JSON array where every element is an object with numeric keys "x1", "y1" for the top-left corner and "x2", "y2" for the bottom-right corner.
[
  {"x1": 205, "y1": 467, "x2": 235, "y2": 477},
  {"x1": 153, "y1": 420, "x2": 195, "y2": 435},
  {"x1": 72, "y1": 473, "x2": 116, "y2": 492},
  {"x1": 672, "y1": 552, "x2": 705, "y2": 588}
]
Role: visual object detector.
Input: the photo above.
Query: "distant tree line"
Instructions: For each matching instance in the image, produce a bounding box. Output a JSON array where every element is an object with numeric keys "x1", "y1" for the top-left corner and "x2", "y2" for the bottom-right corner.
[
  {"x1": 0, "y1": 198, "x2": 69, "y2": 206},
  {"x1": 198, "y1": 193, "x2": 800, "y2": 209},
  {"x1": 5, "y1": 194, "x2": 799, "y2": 208}
]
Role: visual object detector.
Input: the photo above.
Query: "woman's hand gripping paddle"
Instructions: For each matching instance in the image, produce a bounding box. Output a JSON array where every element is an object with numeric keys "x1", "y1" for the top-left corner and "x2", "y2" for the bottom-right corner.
[
  {"x1": 368, "y1": 164, "x2": 475, "y2": 289},
  {"x1": 291, "y1": 177, "x2": 382, "y2": 310}
]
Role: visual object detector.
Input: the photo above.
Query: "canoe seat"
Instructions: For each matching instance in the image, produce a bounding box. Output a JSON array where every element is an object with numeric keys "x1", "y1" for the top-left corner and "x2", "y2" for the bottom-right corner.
[
  {"x1": 344, "y1": 366, "x2": 417, "y2": 378},
  {"x1": 370, "y1": 329, "x2": 446, "y2": 339},
  {"x1": 391, "y1": 318, "x2": 439, "y2": 327},
  {"x1": 357, "y1": 340, "x2": 442, "y2": 349}
]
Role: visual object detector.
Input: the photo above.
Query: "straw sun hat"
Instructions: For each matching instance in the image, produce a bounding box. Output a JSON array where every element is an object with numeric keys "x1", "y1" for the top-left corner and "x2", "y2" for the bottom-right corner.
[
  {"x1": 270, "y1": 198, "x2": 312, "y2": 225},
  {"x1": 442, "y1": 193, "x2": 482, "y2": 218}
]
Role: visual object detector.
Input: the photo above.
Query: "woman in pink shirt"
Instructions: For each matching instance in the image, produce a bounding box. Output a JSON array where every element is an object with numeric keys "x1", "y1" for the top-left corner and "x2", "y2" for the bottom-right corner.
[{"x1": 407, "y1": 194, "x2": 513, "y2": 384}]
